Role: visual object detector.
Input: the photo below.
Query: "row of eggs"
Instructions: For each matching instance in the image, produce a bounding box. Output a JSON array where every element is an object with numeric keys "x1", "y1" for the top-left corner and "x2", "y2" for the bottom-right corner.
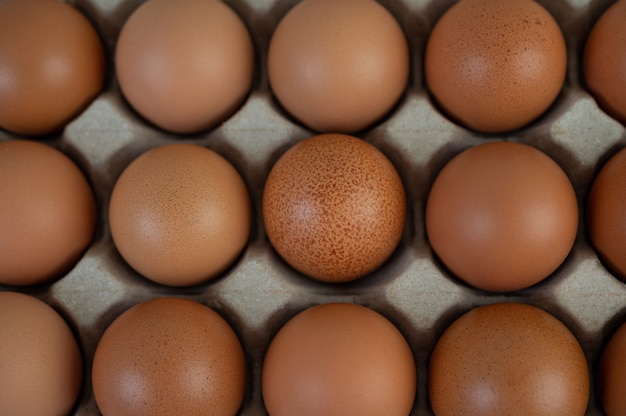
[{"x1": 1, "y1": 0, "x2": 626, "y2": 136}]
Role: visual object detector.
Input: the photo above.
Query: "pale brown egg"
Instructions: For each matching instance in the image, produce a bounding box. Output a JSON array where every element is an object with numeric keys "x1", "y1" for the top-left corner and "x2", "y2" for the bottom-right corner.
[
  {"x1": 262, "y1": 134, "x2": 406, "y2": 283},
  {"x1": 599, "y1": 320, "x2": 626, "y2": 415},
  {"x1": 0, "y1": 0, "x2": 105, "y2": 136},
  {"x1": 584, "y1": 0, "x2": 626, "y2": 125},
  {"x1": 109, "y1": 143, "x2": 251, "y2": 287},
  {"x1": 428, "y1": 302, "x2": 590, "y2": 416},
  {"x1": 92, "y1": 297, "x2": 246, "y2": 416},
  {"x1": 425, "y1": 142, "x2": 577, "y2": 292},
  {"x1": 424, "y1": 0, "x2": 567, "y2": 133},
  {"x1": 0, "y1": 140, "x2": 96, "y2": 286},
  {"x1": 267, "y1": 0, "x2": 409, "y2": 133},
  {"x1": 0, "y1": 291, "x2": 83, "y2": 416},
  {"x1": 115, "y1": 0, "x2": 254, "y2": 134},
  {"x1": 587, "y1": 147, "x2": 626, "y2": 279},
  {"x1": 262, "y1": 303, "x2": 416, "y2": 416}
]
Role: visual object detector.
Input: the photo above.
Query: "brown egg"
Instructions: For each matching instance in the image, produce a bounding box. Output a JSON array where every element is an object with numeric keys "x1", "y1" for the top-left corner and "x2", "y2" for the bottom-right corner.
[
  {"x1": 587, "y1": 147, "x2": 626, "y2": 279},
  {"x1": 0, "y1": 140, "x2": 96, "y2": 286},
  {"x1": 599, "y1": 320, "x2": 626, "y2": 415},
  {"x1": 584, "y1": 0, "x2": 626, "y2": 125},
  {"x1": 0, "y1": 0, "x2": 105, "y2": 136},
  {"x1": 115, "y1": 0, "x2": 254, "y2": 134},
  {"x1": 425, "y1": 142, "x2": 577, "y2": 292},
  {"x1": 424, "y1": 0, "x2": 566, "y2": 133},
  {"x1": 92, "y1": 297, "x2": 246, "y2": 416},
  {"x1": 109, "y1": 143, "x2": 251, "y2": 287},
  {"x1": 428, "y1": 302, "x2": 590, "y2": 416},
  {"x1": 0, "y1": 291, "x2": 83, "y2": 416},
  {"x1": 267, "y1": 0, "x2": 409, "y2": 133},
  {"x1": 262, "y1": 134, "x2": 406, "y2": 282},
  {"x1": 262, "y1": 303, "x2": 416, "y2": 416}
]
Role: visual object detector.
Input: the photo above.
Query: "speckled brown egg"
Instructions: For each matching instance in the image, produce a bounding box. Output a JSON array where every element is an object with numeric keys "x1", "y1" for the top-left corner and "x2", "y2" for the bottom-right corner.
[
  {"x1": 0, "y1": 140, "x2": 96, "y2": 286},
  {"x1": 587, "y1": 147, "x2": 626, "y2": 279},
  {"x1": 267, "y1": 0, "x2": 409, "y2": 133},
  {"x1": 92, "y1": 297, "x2": 246, "y2": 416},
  {"x1": 599, "y1": 319, "x2": 626, "y2": 415},
  {"x1": 262, "y1": 303, "x2": 416, "y2": 416},
  {"x1": 262, "y1": 134, "x2": 406, "y2": 282},
  {"x1": 584, "y1": 0, "x2": 626, "y2": 125},
  {"x1": 0, "y1": 0, "x2": 105, "y2": 136},
  {"x1": 115, "y1": 0, "x2": 254, "y2": 134},
  {"x1": 425, "y1": 141, "x2": 577, "y2": 292},
  {"x1": 428, "y1": 302, "x2": 590, "y2": 416},
  {"x1": 109, "y1": 144, "x2": 251, "y2": 287},
  {"x1": 424, "y1": 0, "x2": 567, "y2": 133},
  {"x1": 0, "y1": 291, "x2": 83, "y2": 416}
]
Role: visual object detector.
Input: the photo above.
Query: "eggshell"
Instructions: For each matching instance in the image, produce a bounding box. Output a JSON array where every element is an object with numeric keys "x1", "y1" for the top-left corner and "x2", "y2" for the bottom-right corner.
[
  {"x1": 109, "y1": 143, "x2": 251, "y2": 287},
  {"x1": 267, "y1": 0, "x2": 409, "y2": 133},
  {"x1": 262, "y1": 303, "x2": 416, "y2": 416},
  {"x1": 587, "y1": 147, "x2": 626, "y2": 279},
  {"x1": 0, "y1": 0, "x2": 105, "y2": 136},
  {"x1": 115, "y1": 0, "x2": 255, "y2": 134},
  {"x1": 599, "y1": 320, "x2": 626, "y2": 416},
  {"x1": 428, "y1": 302, "x2": 590, "y2": 416},
  {"x1": 584, "y1": 0, "x2": 626, "y2": 125},
  {"x1": 92, "y1": 297, "x2": 246, "y2": 416},
  {"x1": 424, "y1": 0, "x2": 567, "y2": 133},
  {"x1": 0, "y1": 291, "x2": 83, "y2": 416},
  {"x1": 262, "y1": 134, "x2": 406, "y2": 282},
  {"x1": 425, "y1": 141, "x2": 577, "y2": 292},
  {"x1": 0, "y1": 140, "x2": 96, "y2": 286}
]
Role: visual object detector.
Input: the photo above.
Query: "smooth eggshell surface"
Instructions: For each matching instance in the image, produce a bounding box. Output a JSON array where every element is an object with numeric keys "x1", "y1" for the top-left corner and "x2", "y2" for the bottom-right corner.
[
  {"x1": 599, "y1": 320, "x2": 626, "y2": 416},
  {"x1": 425, "y1": 0, "x2": 566, "y2": 133},
  {"x1": 268, "y1": 0, "x2": 409, "y2": 133},
  {"x1": 262, "y1": 134, "x2": 406, "y2": 282},
  {"x1": 109, "y1": 143, "x2": 251, "y2": 287},
  {"x1": 115, "y1": 0, "x2": 255, "y2": 134},
  {"x1": 262, "y1": 303, "x2": 416, "y2": 416},
  {"x1": 0, "y1": 140, "x2": 96, "y2": 286},
  {"x1": 0, "y1": 291, "x2": 83, "y2": 416},
  {"x1": 425, "y1": 141, "x2": 577, "y2": 292},
  {"x1": 428, "y1": 302, "x2": 589, "y2": 416},
  {"x1": 92, "y1": 297, "x2": 246, "y2": 416},
  {"x1": 0, "y1": 0, "x2": 105, "y2": 136}
]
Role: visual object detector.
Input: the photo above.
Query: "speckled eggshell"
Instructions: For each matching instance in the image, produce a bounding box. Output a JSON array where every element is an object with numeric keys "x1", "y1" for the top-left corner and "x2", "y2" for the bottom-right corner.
[
  {"x1": 92, "y1": 297, "x2": 246, "y2": 416},
  {"x1": 428, "y1": 302, "x2": 590, "y2": 416},
  {"x1": 424, "y1": 0, "x2": 567, "y2": 133},
  {"x1": 0, "y1": 291, "x2": 83, "y2": 416},
  {"x1": 0, "y1": 140, "x2": 97, "y2": 286},
  {"x1": 109, "y1": 143, "x2": 251, "y2": 287},
  {"x1": 587, "y1": 147, "x2": 626, "y2": 279},
  {"x1": 262, "y1": 134, "x2": 406, "y2": 282},
  {"x1": 584, "y1": 0, "x2": 626, "y2": 125},
  {"x1": 262, "y1": 303, "x2": 416, "y2": 416},
  {"x1": 0, "y1": 0, "x2": 105, "y2": 136},
  {"x1": 599, "y1": 320, "x2": 626, "y2": 416},
  {"x1": 425, "y1": 141, "x2": 578, "y2": 292}
]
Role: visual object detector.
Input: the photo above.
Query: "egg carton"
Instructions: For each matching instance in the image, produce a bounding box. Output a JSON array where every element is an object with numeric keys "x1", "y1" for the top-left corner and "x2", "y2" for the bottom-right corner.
[{"x1": 1, "y1": 0, "x2": 625, "y2": 414}]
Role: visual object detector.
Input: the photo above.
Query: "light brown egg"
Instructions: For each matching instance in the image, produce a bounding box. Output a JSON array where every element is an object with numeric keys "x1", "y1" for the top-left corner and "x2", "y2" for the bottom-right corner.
[
  {"x1": 584, "y1": 0, "x2": 626, "y2": 125},
  {"x1": 0, "y1": 140, "x2": 96, "y2": 286},
  {"x1": 424, "y1": 0, "x2": 566, "y2": 133},
  {"x1": 599, "y1": 320, "x2": 626, "y2": 415},
  {"x1": 587, "y1": 147, "x2": 626, "y2": 279},
  {"x1": 428, "y1": 302, "x2": 590, "y2": 416},
  {"x1": 425, "y1": 141, "x2": 577, "y2": 292},
  {"x1": 0, "y1": 291, "x2": 83, "y2": 416},
  {"x1": 262, "y1": 303, "x2": 416, "y2": 416},
  {"x1": 92, "y1": 297, "x2": 246, "y2": 416},
  {"x1": 0, "y1": 0, "x2": 105, "y2": 136},
  {"x1": 109, "y1": 143, "x2": 251, "y2": 287},
  {"x1": 267, "y1": 0, "x2": 409, "y2": 133},
  {"x1": 262, "y1": 134, "x2": 406, "y2": 282},
  {"x1": 115, "y1": 0, "x2": 254, "y2": 134}
]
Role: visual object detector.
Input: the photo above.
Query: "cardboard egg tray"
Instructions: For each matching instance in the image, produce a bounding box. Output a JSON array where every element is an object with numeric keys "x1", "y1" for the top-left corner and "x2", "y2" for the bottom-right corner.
[{"x1": 1, "y1": 0, "x2": 626, "y2": 414}]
